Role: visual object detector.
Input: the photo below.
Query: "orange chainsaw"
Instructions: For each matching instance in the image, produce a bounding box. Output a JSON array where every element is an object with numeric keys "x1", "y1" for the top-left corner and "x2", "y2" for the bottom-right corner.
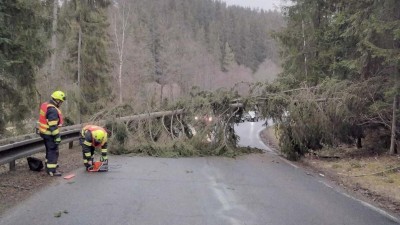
[{"x1": 87, "y1": 160, "x2": 109, "y2": 172}]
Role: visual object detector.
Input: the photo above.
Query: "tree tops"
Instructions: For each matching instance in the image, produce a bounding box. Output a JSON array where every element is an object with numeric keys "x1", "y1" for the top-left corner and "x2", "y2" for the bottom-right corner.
[
  {"x1": 270, "y1": 0, "x2": 400, "y2": 158},
  {"x1": 0, "y1": 0, "x2": 52, "y2": 136}
]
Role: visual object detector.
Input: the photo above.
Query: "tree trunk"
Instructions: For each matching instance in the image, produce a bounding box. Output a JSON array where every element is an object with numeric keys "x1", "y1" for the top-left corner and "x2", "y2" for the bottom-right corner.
[
  {"x1": 302, "y1": 19, "x2": 308, "y2": 84},
  {"x1": 113, "y1": 1, "x2": 130, "y2": 105},
  {"x1": 118, "y1": 59, "x2": 123, "y2": 104},
  {"x1": 389, "y1": 95, "x2": 398, "y2": 154},
  {"x1": 160, "y1": 84, "x2": 164, "y2": 106},
  {"x1": 50, "y1": 0, "x2": 58, "y2": 78},
  {"x1": 356, "y1": 137, "x2": 362, "y2": 149},
  {"x1": 77, "y1": 23, "x2": 82, "y2": 124}
]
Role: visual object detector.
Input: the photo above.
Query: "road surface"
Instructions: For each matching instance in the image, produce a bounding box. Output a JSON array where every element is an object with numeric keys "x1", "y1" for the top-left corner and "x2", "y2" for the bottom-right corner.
[{"x1": 0, "y1": 121, "x2": 399, "y2": 225}]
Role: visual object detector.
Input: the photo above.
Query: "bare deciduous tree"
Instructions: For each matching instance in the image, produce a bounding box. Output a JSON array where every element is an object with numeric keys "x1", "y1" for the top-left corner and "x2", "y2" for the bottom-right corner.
[
  {"x1": 113, "y1": 0, "x2": 131, "y2": 104},
  {"x1": 50, "y1": 0, "x2": 58, "y2": 78}
]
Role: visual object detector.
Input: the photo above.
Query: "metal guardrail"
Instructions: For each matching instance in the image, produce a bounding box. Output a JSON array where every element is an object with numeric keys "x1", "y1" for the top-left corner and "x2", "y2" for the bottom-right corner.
[{"x1": 0, "y1": 110, "x2": 184, "y2": 170}]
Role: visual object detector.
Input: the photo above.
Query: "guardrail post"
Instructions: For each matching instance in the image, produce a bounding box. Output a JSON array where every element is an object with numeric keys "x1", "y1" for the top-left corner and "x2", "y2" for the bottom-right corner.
[
  {"x1": 69, "y1": 141, "x2": 73, "y2": 149},
  {"x1": 9, "y1": 160, "x2": 16, "y2": 171}
]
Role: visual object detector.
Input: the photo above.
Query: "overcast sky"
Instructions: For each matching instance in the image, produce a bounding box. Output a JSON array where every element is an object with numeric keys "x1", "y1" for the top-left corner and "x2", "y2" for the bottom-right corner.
[{"x1": 222, "y1": 0, "x2": 283, "y2": 11}]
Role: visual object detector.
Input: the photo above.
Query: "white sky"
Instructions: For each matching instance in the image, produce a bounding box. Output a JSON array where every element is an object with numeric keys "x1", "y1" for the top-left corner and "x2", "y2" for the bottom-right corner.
[{"x1": 221, "y1": 0, "x2": 283, "y2": 11}]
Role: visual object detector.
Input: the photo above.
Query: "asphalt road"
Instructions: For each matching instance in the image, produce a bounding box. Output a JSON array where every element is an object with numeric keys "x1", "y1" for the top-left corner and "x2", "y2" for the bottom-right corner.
[{"x1": 0, "y1": 121, "x2": 399, "y2": 225}]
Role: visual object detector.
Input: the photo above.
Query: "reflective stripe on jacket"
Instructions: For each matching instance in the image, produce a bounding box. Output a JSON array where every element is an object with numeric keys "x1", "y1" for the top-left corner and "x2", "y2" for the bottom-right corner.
[{"x1": 38, "y1": 102, "x2": 63, "y2": 135}]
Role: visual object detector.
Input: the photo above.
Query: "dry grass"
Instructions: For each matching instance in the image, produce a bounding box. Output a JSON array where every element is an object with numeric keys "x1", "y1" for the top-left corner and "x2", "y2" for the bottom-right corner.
[
  {"x1": 260, "y1": 126, "x2": 400, "y2": 214},
  {"x1": 306, "y1": 152, "x2": 400, "y2": 203}
]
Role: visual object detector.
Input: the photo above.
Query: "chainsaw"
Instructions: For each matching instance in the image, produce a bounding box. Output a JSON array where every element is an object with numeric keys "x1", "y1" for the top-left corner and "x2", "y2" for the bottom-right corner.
[{"x1": 87, "y1": 160, "x2": 109, "y2": 172}]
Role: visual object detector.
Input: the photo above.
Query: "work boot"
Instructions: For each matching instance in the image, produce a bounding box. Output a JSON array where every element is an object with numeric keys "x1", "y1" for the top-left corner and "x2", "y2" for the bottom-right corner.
[{"x1": 47, "y1": 171, "x2": 62, "y2": 177}]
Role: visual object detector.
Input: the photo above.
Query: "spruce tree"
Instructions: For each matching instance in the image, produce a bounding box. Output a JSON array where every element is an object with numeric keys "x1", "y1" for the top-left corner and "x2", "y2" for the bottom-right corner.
[
  {"x1": 0, "y1": 0, "x2": 51, "y2": 134},
  {"x1": 58, "y1": 0, "x2": 112, "y2": 120}
]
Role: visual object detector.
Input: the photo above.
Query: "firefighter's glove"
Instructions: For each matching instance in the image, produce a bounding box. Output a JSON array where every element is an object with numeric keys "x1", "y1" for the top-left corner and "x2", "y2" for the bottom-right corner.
[
  {"x1": 54, "y1": 136, "x2": 61, "y2": 145},
  {"x1": 100, "y1": 156, "x2": 107, "y2": 162},
  {"x1": 84, "y1": 162, "x2": 92, "y2": 171}
]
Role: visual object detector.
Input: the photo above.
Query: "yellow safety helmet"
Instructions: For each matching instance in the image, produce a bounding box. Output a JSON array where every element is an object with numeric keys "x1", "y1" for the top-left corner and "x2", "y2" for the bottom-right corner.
[
  {"x1": 92, "y1": 129, "x2": 106, "y2": 144},
  {"x1": 51, "y1": 91, "x2": 66, "y2": 102}
]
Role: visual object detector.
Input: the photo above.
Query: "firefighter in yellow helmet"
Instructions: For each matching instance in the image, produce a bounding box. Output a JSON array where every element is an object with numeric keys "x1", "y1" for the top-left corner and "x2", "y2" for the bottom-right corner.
[
  {"x1": 38, "y1": 91, "x2": 66, "y2": 176},
  {"x1": 79, "y1": 125, "x2": 108, "y2": 170}
]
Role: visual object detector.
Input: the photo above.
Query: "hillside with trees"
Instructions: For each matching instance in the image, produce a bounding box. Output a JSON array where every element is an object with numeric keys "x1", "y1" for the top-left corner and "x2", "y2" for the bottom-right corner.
[
  {"x1": 264, "y1": 0, "x2": 400, "y2": 158},
  {"x1": 2, "y1": 0, "x2": 400, "y2": 214},
  {"x1": 1, "y1": 0, "x2": 53, "y2": 135},
  {"x1": 2, "y1": 0, "x2": 400, "y2": 160},
  {"x1": 0, "y1": 0, "x2": 284, "y2": 136}
]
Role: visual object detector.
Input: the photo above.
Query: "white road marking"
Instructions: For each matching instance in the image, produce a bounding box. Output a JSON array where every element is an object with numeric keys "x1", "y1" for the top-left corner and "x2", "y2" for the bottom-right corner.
[
  {"x1": 239, "y1": 120, "x2": 400, "y2": 223},
  {"x1": 255, "y1": 124, "x2": 300, "y2": 168},
  {"x1": 208, "y1": 174, "x2": 242, "y2": 225},
  {"x1": 341, "y1": 192, "x2": 400, "y2": 224},
  {"x1": 318, "y1": 173, "x2": 400, "y2": 223}
]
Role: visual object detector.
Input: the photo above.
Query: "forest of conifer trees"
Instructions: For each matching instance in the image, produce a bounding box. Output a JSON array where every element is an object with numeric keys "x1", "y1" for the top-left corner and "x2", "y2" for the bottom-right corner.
[
  {"x1": 268, "y1": 0, "x2": 400, "y2": 157},
  {"x1": 1, "y1": 0, "x2": 399, "y2": 159},
  {"x1": 0, "y1": 0, "x2": 284, "y2": 136}
]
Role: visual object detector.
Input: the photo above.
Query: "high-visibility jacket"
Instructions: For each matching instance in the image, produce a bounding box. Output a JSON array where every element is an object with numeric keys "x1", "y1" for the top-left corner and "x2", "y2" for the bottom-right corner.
[
  {"x1": 38, "y1": 102, "x2": 63, "y2": 135},
  {"x1": 81, "y1": 125, "x2": 108, "y2": 162},
  {"x1": 81, "y1": 125, "x2": 107, "y2": 147}
]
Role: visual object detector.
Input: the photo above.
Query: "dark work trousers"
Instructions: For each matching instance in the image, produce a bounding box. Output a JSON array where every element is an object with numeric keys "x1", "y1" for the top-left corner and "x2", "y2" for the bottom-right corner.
[
  {"x1": 40, "y1": 134, "x2": 59, "y2": 173},
  {"x1": 79, "y1": 137, "x2": 95, "y2": 163}
]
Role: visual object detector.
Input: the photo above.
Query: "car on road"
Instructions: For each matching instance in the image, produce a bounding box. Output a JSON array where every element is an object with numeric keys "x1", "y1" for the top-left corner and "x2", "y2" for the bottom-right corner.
[
  {"x1": 242, "y1": 112, "x2": 251, "y2": 122},
  {"x1": 248, "y1": 111, "x2": 259, "y2": 122}
]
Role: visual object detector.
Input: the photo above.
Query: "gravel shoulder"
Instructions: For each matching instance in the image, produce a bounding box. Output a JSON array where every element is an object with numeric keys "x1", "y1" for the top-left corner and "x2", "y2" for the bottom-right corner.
[{"x1": 0, "y1": 142, "x2": 83, "y2": 216}]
